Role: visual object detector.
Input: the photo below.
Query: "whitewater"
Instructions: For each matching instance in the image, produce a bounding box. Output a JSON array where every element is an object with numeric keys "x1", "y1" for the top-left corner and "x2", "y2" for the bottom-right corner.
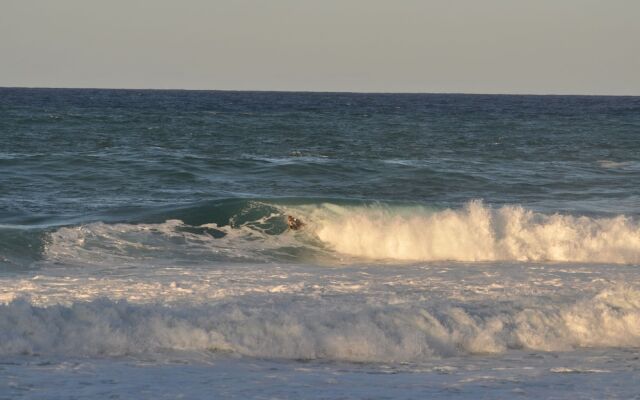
[{"x1": 2, "y1": 88, "x2": 640, "y2": 399}]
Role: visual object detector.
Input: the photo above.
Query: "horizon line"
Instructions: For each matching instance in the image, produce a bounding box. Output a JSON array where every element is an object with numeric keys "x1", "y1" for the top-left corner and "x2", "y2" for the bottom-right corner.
[{"x1": 1, "y1": 85, "x2": 638, "y2": 98}]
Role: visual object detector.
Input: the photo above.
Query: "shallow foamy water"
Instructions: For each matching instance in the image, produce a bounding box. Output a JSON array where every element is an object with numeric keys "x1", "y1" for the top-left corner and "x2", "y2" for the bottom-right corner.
[{"x1": 2, "y1": 258, "x2": 640, "y2": 398}]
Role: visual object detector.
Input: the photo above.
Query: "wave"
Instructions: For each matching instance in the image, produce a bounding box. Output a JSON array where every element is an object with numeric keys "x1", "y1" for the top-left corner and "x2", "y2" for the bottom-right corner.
[
  {"x1": 44, "y1": 218, "x2": 313, "y2": 266},
  {"x1": 1, "y1": 286, "x2": 640, "y2": 361},
  {"x1": 5, "y1": 199, "x2": 640, "y2": 267},
  {"x1": 0, "y1": 228, "x2": 45, "y2": 270},
  {"x1": 300, "y1": 200, "x2": 640, "y2": 263}
]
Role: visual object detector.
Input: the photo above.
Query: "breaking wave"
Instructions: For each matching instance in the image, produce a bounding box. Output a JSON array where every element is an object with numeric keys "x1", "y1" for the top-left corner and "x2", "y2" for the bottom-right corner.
[
  {"x1": 2, "y1": 286, "x2": 640, "y2": 361},
  {"x1": 39, "y1": 200, "x2": 640, "y2": 265},
  {"x1": 300, "y1": 200, "x2": 640, "y2": 263}
]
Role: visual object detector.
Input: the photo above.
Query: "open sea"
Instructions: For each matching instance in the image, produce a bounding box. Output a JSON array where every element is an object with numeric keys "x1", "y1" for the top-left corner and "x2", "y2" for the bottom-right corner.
[{"x1": 1, "y1": 87, "x2": 640, "y2": 399}]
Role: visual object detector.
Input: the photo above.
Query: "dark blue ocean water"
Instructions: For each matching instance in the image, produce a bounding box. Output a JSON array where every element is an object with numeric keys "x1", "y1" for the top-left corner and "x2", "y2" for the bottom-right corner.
[
  {"x1": 1, "y1": 88, "x2": 639, "y2": 267},
  {"x1": 3, "y1": 89, "x2": 640, "y2": 399}
]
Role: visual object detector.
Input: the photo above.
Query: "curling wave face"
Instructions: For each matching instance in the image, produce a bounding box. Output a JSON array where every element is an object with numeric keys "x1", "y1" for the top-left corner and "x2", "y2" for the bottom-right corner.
[{"x1": 40, "y1": 200, "x2": 640, "y2": 266}]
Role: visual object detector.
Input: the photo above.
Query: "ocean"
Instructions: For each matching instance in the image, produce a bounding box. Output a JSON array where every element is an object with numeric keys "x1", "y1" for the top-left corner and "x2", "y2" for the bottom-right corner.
[{"x1": 1, "y1": 87, "x2": 640, "y2": 399}]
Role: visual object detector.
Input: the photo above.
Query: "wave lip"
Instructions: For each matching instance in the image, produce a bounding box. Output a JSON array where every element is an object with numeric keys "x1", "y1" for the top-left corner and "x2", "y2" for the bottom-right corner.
[{"x1": 304, "y1": 200, "x2": 640, "y2": 263}]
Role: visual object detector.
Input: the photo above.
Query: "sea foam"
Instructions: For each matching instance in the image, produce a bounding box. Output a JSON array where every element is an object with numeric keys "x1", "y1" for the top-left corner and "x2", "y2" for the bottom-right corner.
[
  {"x1": 301, "y1": 201, "x2": 640, "y2": 263},
  {"x1": 1, "y1": 286, "x2": 640, "y2": 361},
  {"x1": 43, "y1": 201, "x2": 640, "y2": 265}
]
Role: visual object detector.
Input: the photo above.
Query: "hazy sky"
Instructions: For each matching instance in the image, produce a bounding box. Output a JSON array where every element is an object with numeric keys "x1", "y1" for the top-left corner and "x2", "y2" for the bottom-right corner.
[{"x1": 1, "y1": 0, "x2": 638, "y2": 94}]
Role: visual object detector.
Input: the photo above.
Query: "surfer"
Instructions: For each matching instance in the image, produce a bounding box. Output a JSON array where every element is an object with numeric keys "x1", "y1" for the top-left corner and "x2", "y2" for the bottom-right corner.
[{"x1": 287, "y1": 215, "x2": 304, "y2": 230}]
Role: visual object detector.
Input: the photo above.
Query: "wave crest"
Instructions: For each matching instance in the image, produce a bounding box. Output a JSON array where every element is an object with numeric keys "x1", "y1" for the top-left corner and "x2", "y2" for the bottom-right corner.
[
  {"x1": 302, "y1": 201, "x2": 640, "y2": 263},
  {"x1": 41, "y1": 200, "x2": 640, "y2": 265}
]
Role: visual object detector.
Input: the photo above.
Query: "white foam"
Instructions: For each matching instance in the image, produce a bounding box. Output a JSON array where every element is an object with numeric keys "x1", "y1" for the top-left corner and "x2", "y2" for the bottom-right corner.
[
  {"x1": 297, "y1": 201, "x2": 640, "y2": 263},
  {"x1": 44, "y1": 218, "x2": 303, "y2": 266},
  {"x1": 1, "y1": 285, "x2": 640, "y2": 361},
  {"x1": 597, "y1": 160, "x2": 640, "y2": 170},
  {"x1": 42, "y1": 201, "x2": 640, "y2": 266}
]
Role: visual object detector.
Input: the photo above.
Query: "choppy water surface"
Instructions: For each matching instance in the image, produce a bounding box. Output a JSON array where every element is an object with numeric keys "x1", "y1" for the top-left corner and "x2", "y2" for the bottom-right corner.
[{"x1": 1, "y1": 88, "x2": 640, "y2": 399}]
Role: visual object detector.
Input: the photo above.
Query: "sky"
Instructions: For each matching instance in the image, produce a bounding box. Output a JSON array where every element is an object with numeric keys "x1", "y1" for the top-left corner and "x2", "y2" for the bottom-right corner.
[{"x1": 1, "y1": 0, "x2": 639, "y2": 95}]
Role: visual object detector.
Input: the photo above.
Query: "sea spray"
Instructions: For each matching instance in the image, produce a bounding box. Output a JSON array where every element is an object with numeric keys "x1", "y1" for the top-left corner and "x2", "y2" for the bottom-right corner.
[
  {"x1": 40, "y1": 200, "x2": 640, "y2": 265},
  {"x1": 300, "y1": 201, "x2": 640, "y2": 263}
]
